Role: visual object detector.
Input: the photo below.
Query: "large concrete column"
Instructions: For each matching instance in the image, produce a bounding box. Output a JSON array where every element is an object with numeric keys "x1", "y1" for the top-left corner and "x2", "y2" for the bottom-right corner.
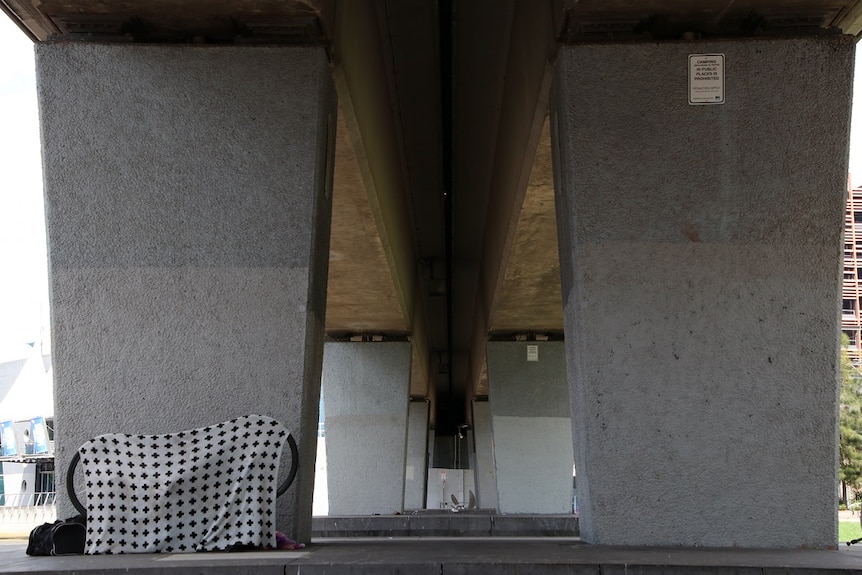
[
  {"x1": 552, "y1": 37, "x2": 853, "y2": 548},
  {"x1": 471, "y1": 400, "x2": 498, "y2": 510},
  {"x1": 403, "y1": 399, "x2": 429, "y2": 510},
  {"x1": 37, "y1": 44, "x2": 335, "y2": 541},
  {"x1": 322, "y1": 341, "x2": 411, "y2": 514},
  {"x1": 487, "y1": 341, "x2": 573, "y2": 514}
]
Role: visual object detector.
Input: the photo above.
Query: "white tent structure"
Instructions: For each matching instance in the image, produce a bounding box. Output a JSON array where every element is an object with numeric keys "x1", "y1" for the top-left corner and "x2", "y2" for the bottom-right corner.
[
  {"x1": 0, "y1": 342, "x2": 54, "y2": 517},
  {"x1": 0, "y1": 342, "x2": 53, "y2": 423}
]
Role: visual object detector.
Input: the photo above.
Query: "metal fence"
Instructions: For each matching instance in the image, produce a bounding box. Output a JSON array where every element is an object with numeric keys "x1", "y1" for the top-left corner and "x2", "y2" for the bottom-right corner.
[{"x1": 0, "y1": 491, "x2": 56, "y2": 507}]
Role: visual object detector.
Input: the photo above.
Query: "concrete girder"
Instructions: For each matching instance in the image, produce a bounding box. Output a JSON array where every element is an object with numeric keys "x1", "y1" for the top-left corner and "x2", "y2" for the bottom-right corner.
[
  {"x1": 5, "y1": 1, "x2": 862, "y2": 41},
  {"x1": 326, "y1": 108, "x2": 406, "y2": 336},
  {"x1": 489, "y1": 119, "x2": 563, "y2": 338},
  {"x1": 328, "y1": 0, "x2": 433, "y2": 401},
  {"x1": 0, "y1": 0, "x2": 328, "y2": 43},
  {"x1": 459, "y1": 0, "x2": 559, "y2": 408},
  {"x1": 560, "y1": 0, "x2": 856, "y2": 40}
]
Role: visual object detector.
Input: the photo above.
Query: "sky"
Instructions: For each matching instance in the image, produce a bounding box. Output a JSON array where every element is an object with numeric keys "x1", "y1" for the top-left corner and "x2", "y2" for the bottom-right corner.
[
  {"x1": 0, "y1": 17, "x2": 48, "y2": 360},
  {"x1": 3, "y1": 20, "x2": 862, "y2": 361}
]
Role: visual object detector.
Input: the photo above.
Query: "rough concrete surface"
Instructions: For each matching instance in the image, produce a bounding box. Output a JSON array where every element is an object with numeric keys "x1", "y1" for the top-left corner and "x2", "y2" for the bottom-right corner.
[
  {"x1": 36, "y1": 43, "x2": 335, "y2": 541},
  {"x1": 552, "y1": 36, "x2": 854, "y2": 547},
  {"x1": 322, "y1": 342, "x2": 411, "y2": 515},
  {"x1": 488, "y1": 342, "x2": 573, "y2": 514},
  {"x1": 471, "y1": 400, "x2": 499, "y2": 510},
  {"x1": 404, "y1": 400, "x2": 429, "y2": 509}
]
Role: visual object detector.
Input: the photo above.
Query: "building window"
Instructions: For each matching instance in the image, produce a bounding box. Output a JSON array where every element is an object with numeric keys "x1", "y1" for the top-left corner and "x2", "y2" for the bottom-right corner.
[{"x1": 35, "y1": 461, "x2": 55, "y2": 505}]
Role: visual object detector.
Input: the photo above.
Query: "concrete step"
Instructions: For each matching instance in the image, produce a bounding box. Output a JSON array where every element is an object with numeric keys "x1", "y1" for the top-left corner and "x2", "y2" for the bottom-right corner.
[
  {"x1": 4, "y1": 538, "x2": 862, "y2": 575},
  {"x1": 312, "y1": 513, "x2": 578, "y2": 537}
]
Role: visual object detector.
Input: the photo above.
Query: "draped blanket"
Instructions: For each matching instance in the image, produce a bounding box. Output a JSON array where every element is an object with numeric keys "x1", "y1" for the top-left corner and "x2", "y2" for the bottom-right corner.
[{"x1": 79, "y1": 415, "x2": 288, "y2": 554}]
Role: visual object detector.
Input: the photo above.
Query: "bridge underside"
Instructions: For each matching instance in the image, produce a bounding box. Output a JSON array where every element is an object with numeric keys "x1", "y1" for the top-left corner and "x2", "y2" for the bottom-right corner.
[
  {"x1": 2, "y1": 0, "x2": 857, "y2": 548},
  {"x1": 5, "y1": 0, "x2": 859, "y2": 431}
]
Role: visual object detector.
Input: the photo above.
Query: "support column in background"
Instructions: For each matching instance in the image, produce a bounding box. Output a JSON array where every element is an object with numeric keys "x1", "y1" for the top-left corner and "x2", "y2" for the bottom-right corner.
[
  {"x1": 552, "y1": 37, "x2": 853, "y2": 547},
  {"x1": 37, "y1": 44, "x2": 335, "y2": 541},
  {"x1": 471, "y1": 399, "x2": 498, "y2": 510},
  {"x1": 487, "y1": 341, "x2": 573, "y2": 514},
  {"x1": 403, "y1": 399, "x2": 430, "y2": 510},
  {"x1": 322, "y1": 341, "x2": 411, "y2": 515}
]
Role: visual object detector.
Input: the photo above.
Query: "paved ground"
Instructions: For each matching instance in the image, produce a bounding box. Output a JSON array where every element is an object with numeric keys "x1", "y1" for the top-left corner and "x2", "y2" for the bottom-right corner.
[
  {"x1": 1, "y1": 511, "x2": 860, "y2": 573},
  {"x1": 3, "y1": 537, "x2": 862, "y2": 574}
]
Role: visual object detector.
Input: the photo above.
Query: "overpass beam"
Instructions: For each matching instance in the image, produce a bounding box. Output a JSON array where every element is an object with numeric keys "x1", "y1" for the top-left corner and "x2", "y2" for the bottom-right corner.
[
  {"x1": 37, "y1": 43, "x2": 334, "y2": 542},
  {"x1": 552, "y1": 36, "x2": 854, "y2": 547},
  {"x1": 330, "y1": 0, "x2": 432, "y2": 400},
  {"x1": 464, "y1": 0, "x2": 558, "y2": 410}
]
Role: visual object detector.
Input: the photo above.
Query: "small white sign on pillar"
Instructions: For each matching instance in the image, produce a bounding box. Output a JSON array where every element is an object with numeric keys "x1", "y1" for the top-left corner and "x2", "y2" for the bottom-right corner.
[{"x1": 688, "y1": 53, "x2": 725, "y2": 105}]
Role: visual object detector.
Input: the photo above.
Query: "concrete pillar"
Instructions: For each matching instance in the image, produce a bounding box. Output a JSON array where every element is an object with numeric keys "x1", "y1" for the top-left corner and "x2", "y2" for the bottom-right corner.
[
  {"x1": 487, "y1": 341, "x2": 573, "y2": 514},
  {"x1": 552, "y1": 37, "x2": 853, "y2": 548},
  {"x1": 471, "y1": 400, "x2": 498, "y2": 510},
  {"x1": 322, "y1": 341, "x2": 411, "y2": 514},
  {"x1": 403, "y1": 400, "x2": 429, "y2": 510},
  {"x1": 36, "y1": 44, "x2": 335, "y2": 541},
  {"x1": 464, "y1": 430, "x2": 476, "y2": 505},
  {"x1": 427, "y1": 427, "x2": 436, "y2": 471}
]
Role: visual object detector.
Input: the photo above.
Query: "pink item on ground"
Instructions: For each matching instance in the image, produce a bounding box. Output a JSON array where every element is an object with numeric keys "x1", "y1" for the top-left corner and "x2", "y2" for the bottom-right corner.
[{"x1": 275, "y1": 531, "x2": 305, "y2": 550}]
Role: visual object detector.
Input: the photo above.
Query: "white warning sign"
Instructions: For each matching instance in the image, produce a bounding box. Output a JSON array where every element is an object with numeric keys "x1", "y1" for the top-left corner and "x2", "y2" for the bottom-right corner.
[{"x1": 689, "y1": 54, "x2": 725, "y2": 105}]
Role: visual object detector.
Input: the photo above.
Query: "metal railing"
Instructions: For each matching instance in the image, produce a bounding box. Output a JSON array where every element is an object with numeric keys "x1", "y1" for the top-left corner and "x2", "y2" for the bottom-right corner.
[{"x1": 0, "y1": 491, "x2": 56, "y2": 508}]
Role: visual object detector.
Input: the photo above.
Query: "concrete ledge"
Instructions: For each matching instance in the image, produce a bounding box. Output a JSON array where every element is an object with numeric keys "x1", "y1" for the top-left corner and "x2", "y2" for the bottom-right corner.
[
  {"x1": 492, "y1": 514, "x2": 577, "y2": 537},
  {"x1": 3, "y1": 539, "x2": 862, "y2": 575},
  {"x1": 312, "y1": 514, "x2": 576, "y2": 537},
  {"x1": 322, "y1": 516, "x2": 413, "y2": 537}
]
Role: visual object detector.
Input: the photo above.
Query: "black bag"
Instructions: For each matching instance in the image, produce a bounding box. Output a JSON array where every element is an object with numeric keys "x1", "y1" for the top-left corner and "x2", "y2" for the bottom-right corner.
[{"x1": 26, "y1": 515, "x2": 86, "y2": 556}]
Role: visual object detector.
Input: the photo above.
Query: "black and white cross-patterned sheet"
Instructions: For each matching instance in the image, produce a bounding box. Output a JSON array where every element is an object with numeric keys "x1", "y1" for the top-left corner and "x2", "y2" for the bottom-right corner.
[{"x1": 79, "y1": 415, "x2": 288, "y2": 554}]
